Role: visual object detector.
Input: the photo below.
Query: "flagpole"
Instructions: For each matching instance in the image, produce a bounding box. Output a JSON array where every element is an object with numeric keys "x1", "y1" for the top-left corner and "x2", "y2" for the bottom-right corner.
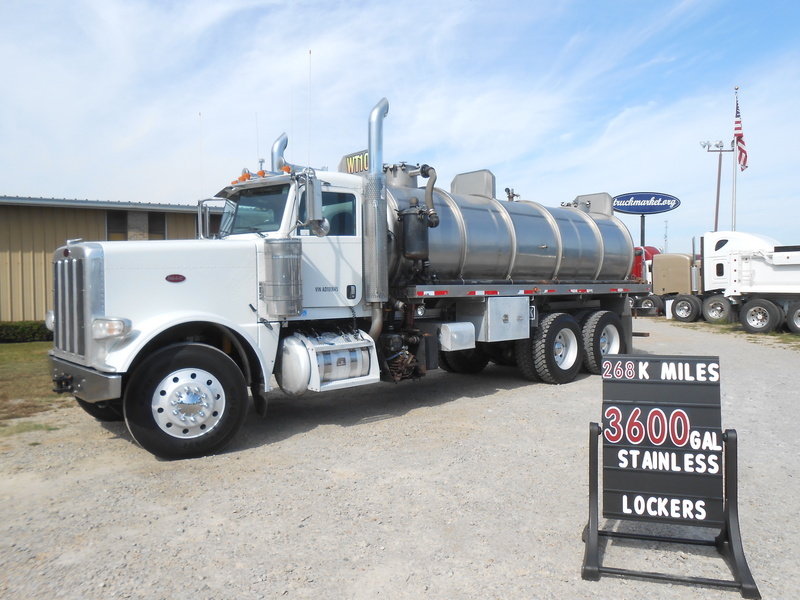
[{"x1": 732, "y1": 87, "x2": 738, "y2": 231}]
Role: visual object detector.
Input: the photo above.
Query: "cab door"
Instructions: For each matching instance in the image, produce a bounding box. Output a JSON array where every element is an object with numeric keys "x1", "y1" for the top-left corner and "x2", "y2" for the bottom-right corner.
[{"x1": 294, "y1": 188, "x2": 363, "y2": 311}]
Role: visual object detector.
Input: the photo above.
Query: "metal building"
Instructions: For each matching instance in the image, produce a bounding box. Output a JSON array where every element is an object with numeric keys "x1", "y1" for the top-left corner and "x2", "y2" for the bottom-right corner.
[{"x1": 0, "y1": 196, "x2": 209, "y2": 322}]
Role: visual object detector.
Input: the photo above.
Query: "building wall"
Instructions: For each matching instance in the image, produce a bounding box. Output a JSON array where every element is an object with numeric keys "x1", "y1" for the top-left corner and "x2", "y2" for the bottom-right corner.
[
  {"x1": 1, "y1": 205, "x2": 106, "y2": 321},
  {"x1": 0, "y1": 206, "x2": 199, "y2": 322},
  {"x1": 166, "y1": 212, "x2": 198, "y2": 240}
]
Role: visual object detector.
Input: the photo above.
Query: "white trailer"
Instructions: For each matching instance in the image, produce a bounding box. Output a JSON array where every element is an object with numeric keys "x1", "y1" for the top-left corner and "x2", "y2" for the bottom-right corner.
[
  {"x1": 48, "y1": 99, "x2": 649, "y2": 459},
  {"x1": 651, "y1": 230, "x2": 800, "y2": 334}
]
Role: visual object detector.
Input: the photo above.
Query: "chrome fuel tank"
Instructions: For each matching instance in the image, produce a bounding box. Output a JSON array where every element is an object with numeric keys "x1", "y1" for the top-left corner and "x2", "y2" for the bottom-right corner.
[{"x1": 386, "y1": 187, "x2": 633, "y2": 284}]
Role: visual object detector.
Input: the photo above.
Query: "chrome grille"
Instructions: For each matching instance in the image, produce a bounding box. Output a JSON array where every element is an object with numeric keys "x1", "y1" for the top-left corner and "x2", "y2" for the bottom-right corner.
[{"x1": 53, "y1": 257, "x2": 86, "y2": 357}]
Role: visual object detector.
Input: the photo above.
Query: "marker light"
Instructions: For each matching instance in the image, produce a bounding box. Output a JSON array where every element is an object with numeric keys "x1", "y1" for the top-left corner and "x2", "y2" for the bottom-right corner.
[{"x1": 92, "y1": 318, "x2": 131, "y2": 340}]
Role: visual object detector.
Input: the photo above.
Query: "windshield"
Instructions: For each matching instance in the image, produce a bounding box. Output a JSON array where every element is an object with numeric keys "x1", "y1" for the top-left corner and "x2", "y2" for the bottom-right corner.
[{"x1": 219, "y1": 184, "x2": 291, "y2": 236}]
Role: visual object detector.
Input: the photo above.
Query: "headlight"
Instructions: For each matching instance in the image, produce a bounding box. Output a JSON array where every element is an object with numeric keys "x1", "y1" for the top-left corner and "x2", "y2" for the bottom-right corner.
[
  {"x1": 92, "y1": 318, "x2": 131, "y2": 340},
  {"x1": 45, "y1": 311, "x2": 55, "y2": 332}
]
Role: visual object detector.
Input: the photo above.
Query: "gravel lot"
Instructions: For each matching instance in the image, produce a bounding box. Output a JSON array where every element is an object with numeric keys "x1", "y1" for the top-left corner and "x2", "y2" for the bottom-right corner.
[{"x1": 1, "y1": 317, "x2": 797, "y2": 599}]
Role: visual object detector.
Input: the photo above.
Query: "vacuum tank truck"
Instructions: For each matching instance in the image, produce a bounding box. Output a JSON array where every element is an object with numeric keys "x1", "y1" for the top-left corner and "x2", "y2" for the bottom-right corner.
[{"x1": 48, "y1": 99, "x2": 650, "y2": 459}]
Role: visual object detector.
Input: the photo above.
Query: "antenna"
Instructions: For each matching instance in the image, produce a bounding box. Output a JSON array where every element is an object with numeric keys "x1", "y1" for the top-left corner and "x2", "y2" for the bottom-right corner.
[
  {"x1": 198, "y1": 111, "x2": 204, "y2": 197},
  {"x1": 308, "y1": 49, "x2": 312, "y2": 167},
  {"x1": 255, "y1": 112, "x2": 262, "y2": 168}
]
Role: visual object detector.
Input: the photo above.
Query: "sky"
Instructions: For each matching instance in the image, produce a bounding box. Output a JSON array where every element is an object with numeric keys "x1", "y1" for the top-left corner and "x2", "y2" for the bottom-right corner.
[{"x1": 1, "y1": 0, "x2": 799, "y2": 253}]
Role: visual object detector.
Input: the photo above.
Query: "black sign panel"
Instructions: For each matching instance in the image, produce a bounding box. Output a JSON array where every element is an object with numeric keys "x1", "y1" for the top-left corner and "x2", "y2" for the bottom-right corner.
[{"x1": 601, "y1": 355, "x2": 724, "y2": 528}]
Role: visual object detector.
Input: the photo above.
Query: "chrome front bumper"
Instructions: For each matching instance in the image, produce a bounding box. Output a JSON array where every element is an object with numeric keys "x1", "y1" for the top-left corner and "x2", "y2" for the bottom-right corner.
[{"x1": 50, "y1": 355, "x2": 122, "y2": 402}]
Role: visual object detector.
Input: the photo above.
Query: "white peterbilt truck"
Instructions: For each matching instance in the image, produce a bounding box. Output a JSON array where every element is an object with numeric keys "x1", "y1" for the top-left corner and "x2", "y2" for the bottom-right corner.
[
  {"x1": 649, "y1": 230, "x2": 800, "y2": 334},
  {"x1": 48, "y1": 99, "x2": 650, "y2": 459}
]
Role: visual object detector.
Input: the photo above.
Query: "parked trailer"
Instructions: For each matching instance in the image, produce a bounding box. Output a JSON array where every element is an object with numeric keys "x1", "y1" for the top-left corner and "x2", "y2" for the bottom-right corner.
[
  {"x1": 650, "y1": 230, "x2": 800, "y2": 334},
  {"x1": 48, "y1": 98, "x2": 650, "y2": 459}
]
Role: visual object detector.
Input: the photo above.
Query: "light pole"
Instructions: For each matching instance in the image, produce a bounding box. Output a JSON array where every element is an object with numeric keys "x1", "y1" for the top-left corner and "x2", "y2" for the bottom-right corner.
[{"x1": 700, "y1": 140, "x2": 734, "y2": 231}]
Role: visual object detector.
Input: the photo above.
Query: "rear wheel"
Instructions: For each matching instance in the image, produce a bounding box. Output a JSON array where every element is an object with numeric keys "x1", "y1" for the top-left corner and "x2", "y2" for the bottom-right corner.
[
  {"x1": 582, "y1": 311, "x2": 626, "y2": 374},
  {"x1": 739, "y1": 298, "x2": 782, "y2": 334},
  {"x1": 672, "y1": 295, "x2": 701, "y2": 322},
  {"x1": 702, "y1": 295, "x2": 732, "y2": 324},
  {"x1": 517, "y1": 312, "x2": 583, "y2": 384},
  {"x1": 124, "y1": 343, "x2": 249, "y2": 460},
  {"x1": 786, "y1": 301, "x2": 800, "y2": 335}
]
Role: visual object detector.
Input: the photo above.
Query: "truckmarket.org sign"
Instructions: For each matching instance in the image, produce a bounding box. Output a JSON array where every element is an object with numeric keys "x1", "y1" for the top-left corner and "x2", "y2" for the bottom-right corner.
[{"x1": 613, "y1": 192, "x2": 681, "y2": 215}]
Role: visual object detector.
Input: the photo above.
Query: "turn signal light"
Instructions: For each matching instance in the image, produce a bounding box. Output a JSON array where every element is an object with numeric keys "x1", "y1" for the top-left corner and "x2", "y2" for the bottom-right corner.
[{"x1": 91, "y1": 318, "x2": 131, "y2": 340}]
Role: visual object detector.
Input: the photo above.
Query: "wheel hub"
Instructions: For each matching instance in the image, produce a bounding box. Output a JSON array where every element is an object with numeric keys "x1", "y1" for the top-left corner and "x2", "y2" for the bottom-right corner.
[
  {"x1": 747, "y1": 308, "x2": 768, "y2": 327},
  {"x1": 553, "y1": 330, "x2": 578, "y2": 369},
  {"x1": 599, "y1": 325, "x2": 619, "y2": 355},
  {"x1": 151, "y1": 368, "x2": 225, "y2": 439}
]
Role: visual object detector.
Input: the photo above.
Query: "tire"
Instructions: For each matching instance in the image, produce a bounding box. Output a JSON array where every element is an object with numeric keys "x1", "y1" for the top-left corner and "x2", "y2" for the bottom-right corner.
[
  {"x1": 123, "y1": 343, "x2": 249, "y2": 460},
  {"x1": 438, "y1": 347, "x2": 490, "y2": 374},
  {"x1": 638, "y1": 295, "x2": 664, "y2": 314},
  {"x1": 437, "y1": 350, "x2": 455, "y2": 373},
  {"x1": 671, "y1": 295, "x2": 701, "y2": 322},
  {"x1": 582, "y1": 311, "x2": 626, "y2": 374},
  {"x1": 786, "y1": 301, "x2": 800, "y2": 335},
  {"x1": 702, "y1": 295, "x2": 732, "y2": 324},
  {"x1": 573, "y1": 309, "x2": 595, "y2": 328},
  {"x1": 76, "y1": 398, "x2": 124, "y2": 422},
  {"x1": 516, "y1": 312, "x2": 583, "y2": 384},
  {"x1": 739, "y1": 298, "x2": 782, "y2": 334}
]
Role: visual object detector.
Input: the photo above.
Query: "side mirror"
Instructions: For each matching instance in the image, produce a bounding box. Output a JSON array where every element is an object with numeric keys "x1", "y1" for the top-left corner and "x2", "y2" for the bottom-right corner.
[{"x1": 310, "y1": 218, "x2": 330, "y2": 237}]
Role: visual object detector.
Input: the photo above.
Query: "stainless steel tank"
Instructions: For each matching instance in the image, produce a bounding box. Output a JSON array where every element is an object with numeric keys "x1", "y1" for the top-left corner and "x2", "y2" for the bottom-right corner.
[{"x1": 386, "y1": 186, "x2": 633, "y2": 284}]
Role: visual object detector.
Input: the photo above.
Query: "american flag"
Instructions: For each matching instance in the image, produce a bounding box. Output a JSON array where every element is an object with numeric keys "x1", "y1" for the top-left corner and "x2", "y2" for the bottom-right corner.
[{"x1": 734, "y1": 95, "x2": 748, "y2": 171}]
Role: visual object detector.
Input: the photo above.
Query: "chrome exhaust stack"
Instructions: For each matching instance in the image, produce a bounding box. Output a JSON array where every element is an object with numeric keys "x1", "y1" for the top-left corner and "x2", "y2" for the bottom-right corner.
[
  {"x1": 364, "y1": 98, "x2": 389, "y2": 338},
  {"x1": 271, "y1": 133, "x2": 288, "y2": 172}
]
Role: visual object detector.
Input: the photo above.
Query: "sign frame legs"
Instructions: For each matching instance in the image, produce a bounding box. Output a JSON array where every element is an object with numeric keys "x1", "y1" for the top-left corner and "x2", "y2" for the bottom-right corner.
[{"x1": 582, "y1": 424, "x2": 760, "y2": 599}]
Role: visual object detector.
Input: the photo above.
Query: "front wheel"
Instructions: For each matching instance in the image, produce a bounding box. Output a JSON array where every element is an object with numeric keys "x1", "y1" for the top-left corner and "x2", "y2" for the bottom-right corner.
[{"x1": 124, "y1": 344, "x2": 249, "y2": 460}]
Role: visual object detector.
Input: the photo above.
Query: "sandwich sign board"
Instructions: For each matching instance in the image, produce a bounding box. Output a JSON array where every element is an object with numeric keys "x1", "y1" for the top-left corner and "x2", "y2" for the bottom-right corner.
[{"x1": 581, "y1": 354, "x2": 760, "y2": 598}]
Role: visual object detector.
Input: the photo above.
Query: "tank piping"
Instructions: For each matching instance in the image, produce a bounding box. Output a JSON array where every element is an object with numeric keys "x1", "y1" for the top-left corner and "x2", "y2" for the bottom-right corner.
[{"x1": 418, "y1": 164, "x2": 440, "y2": 228}]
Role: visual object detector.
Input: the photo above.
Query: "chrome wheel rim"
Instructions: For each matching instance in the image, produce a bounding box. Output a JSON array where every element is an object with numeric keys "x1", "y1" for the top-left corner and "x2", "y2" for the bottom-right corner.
[
  {"x1": 553, "y1": 329, "x2": 579, "y2": 370},
  {"x1": 599, "y1": 325, "x2": 621, "y2": 356},
  {"x1": 151, "y1": 368, "x2": 225, "y2": 439}
]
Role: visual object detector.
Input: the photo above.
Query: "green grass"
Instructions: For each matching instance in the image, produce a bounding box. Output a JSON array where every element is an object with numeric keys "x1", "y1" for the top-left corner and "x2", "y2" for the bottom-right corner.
[
  {"x1": 0, "y1": 341, "x2": 70, "y2": 422},
  {"x1": 0, "y1": 420, "x2": 59, "y2": 438},
  {"x1": 670, "y1": 319, "x2": 800, "y2": 350}
]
